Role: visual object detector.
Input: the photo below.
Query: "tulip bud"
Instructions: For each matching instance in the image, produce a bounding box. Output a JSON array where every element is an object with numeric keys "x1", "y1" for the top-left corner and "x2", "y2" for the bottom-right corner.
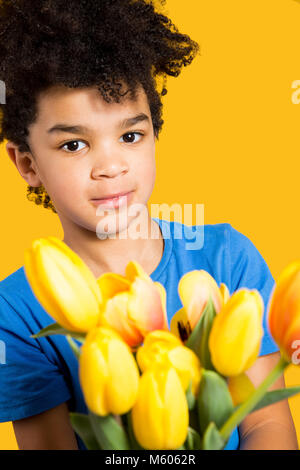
[
  {"x1": 208, "y1": 289, "x2": 264, "y2": 376},
  {"x1": 136, "y1": 330, "x2": 201, "y2": 395},
  {"x1": 220, "y1": 282, "x2": 230, "y2": 304},
  {"x1": 170, "y1": 271, "x2": 226, "y2": 341},
  {"x1": 268, "y1": 261, "x2": 300, "y2": 362},
  {"x1": 178, "y1": 270, "x2": 224, "y2": 329},
  {"x1": 227, "y1": 373, "x2": 255, "y2": 406},
  {"x1": 131, "y1": 364, "x2": 189, "y2": 449},
  {"x1": 24, "y1": 237, "x2": 102, "y2": 332},
  {"x1": 79, "y1": 327, "x2": 139, "y2": 416},
  {"x1": 97, "y1": 261, "x2": 168, "y2": 348}
]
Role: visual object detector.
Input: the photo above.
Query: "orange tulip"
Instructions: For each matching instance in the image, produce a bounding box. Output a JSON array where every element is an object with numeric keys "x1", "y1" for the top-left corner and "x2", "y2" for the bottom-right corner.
[
  {"x1": 97, "y1": 261, "x2": 168, "y2": 348},
  {"x1": 268, "y1": 261, "x2": 300, "y2": 362}
]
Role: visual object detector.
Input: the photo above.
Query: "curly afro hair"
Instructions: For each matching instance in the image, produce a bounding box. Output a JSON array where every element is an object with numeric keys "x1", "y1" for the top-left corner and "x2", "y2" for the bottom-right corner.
[
  {"x1": 0, "y1": 0, "x2": 200, "y2": 150},
  {"x1": 0, "y1": 0, "x2": 199, "y2": 212}
]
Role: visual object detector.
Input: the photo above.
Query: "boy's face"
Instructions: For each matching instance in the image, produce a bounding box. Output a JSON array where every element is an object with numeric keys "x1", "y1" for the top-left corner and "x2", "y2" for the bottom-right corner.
[{"x1": 16, "y1": 83, "x2": 157, "y2": 237}]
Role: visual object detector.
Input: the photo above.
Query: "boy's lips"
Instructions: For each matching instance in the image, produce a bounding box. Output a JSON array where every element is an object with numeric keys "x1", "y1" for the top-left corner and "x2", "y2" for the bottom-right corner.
[{"x1": 90, "y1": 190, "x2": 134, "y2": 209}]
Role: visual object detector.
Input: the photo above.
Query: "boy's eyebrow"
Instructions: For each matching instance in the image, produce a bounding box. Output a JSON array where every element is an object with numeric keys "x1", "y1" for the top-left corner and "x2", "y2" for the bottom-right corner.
[{"x1": 47, "y1": 113, "x2": 150, "y2": 135}]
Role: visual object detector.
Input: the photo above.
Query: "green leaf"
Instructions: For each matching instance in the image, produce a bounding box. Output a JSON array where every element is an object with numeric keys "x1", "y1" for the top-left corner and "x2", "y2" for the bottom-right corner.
[
  {"x1": 69, "y1": 412, "x2": 101, "y2": 450},
  {"x1": 31, "y1": 322, "x2": 86, "y2": 342},
  {"x1": 186, "y1": 297, "x2": 217, "y2": 370},
  {"x1": 202, "y1": 422, "x2": 224, "y2": 450},
  {"x1": 189, "y1": 408, "x2": 201, "y2": 435},
  {"x1": 66, "y1": 335, "x2": 81, "y2": 359},
  {"x1": 186, "y1": 380, "x2": 196, "y2": 410},
  {"x1": 197, "y1": 369, "x2": 234, "y2": 435},
  {"x1": 89, "y1": 411, "x2": 131, "y2": 450},
  {"x1": 252, "y1": 386, "x2": 300, "y2": 413},
  {"x1": 185, "y1": 426, "x2": 202, "y2": 450}
]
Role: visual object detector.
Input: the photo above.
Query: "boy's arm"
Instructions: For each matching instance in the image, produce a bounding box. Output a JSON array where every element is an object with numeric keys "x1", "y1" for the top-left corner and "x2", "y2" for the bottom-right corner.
[
  {"x1": 13, "y1": 402, "x2": 79, "y2": 450},
  {"x1": 239, "y1": 351, "x2": 298, "y2": 450}
]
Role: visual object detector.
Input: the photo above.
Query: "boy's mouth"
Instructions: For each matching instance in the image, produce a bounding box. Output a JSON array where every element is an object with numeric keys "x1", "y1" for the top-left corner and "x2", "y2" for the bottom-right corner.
[{"x1": 90, "y1": 190, "x2": 134, "y2": 209}]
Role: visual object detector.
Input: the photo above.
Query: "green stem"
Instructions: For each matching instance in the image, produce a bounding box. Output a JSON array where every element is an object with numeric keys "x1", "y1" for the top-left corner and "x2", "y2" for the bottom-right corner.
[
  {"x1": 219, "y1": 356, "x2": 289, "y2": 442},
  {"x1": 66, "y1": 334, "x2": 81, "y2": 359}
]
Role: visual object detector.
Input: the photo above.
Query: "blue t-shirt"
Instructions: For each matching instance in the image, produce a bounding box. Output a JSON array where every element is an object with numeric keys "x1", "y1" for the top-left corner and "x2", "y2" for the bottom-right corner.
[{"x1": 0, "y1": 218, "x2": 279, "y2": 450}]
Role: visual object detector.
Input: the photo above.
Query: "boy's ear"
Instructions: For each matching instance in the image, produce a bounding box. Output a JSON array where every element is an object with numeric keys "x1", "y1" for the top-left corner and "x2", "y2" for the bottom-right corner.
[{"x1": 5, "y1": 141, "x2": 43, "y2": 187}]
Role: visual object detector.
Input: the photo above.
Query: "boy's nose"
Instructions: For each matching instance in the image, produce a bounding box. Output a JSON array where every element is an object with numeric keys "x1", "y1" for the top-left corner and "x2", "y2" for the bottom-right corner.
[{"x1": 91, "y1": 161, "x2": 129, "y2": 179}]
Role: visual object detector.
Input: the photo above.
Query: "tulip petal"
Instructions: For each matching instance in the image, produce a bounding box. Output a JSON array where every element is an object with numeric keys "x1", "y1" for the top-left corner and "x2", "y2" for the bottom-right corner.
[
  {"x1": 219, "y1": 282, "x2": 230, "y2": 305},
  {"x1": 141, "y1": 330, "x2": 182, "y2": 348},
  {"x1": 170, "y1": 308, "x2": 192, "y2": 342},
  {"x1": 136, "y1": 330, "x2": 182, "y2": 372},
  {"x1": 154, "y1": 282, "x2": 169, "y2": 330},
  {"x1": 24, "y1": 240, "x2": 101, "y2": 332},
  {"x1": 125, "y1": 260, "x2": 151, "y2": 283},
  {"x1": 106, "y1": 337, "x2": 140, "y2": 415},
  {"x1": 79, "y1": 340, "x2": 110, "y2": 416},
  {"x1": 281, "y1": 315, "x2": 300, "y2": 362},
  {"x1": 79, "y1": 327, "x2": 139, "y2": 416},
  {"x1": 47, "y1": 237, "x2": 103, "y2": 305},
  {"x1": 209, "y1": 289, "x2": 264, "y2": 376},
  {"x1": 132, "y1": 368, "x2": 165, "y2": 449},
  {"x1": 97, "y1": 273, "x2": 131, "y2": 304},
  {"x1": 101, "y1": 293, "x2": 144, "y2": 347},
  {"x1": 178, "y1": 270, "x2": 223, "y2": 329},
  {"x1": 128, "y1": 278, "x2": 167, "y2": 335},
  {"x1": 162, "y1": 367, "x2": 189, "y2": 449},
  {"x1": 242, "y1": 340, "x2": 261, "y2": 372},
  {"x1": 268, "y1": 262, "x2": 300, "y2": 359},
  {"x1": 132, "y1": 365, "x2": 188, "y2": 450},
  {"x1": 168, "y1": 346, "x2": 202, "y2": 395},
  {"x1": 24, "y1": 247, "x2": 74, "y2": 332},
  {"x1": 136, "y1": 330, "x2": 201, "y2": 402},
  {"x1": 228, "y1": 373, "x2": 255, "y2": 406}
]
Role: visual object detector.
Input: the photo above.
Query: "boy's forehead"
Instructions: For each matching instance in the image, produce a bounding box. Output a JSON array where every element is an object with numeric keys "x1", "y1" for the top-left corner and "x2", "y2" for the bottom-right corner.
[{"x1": 33, "y1": 84, "x2": 150, "y2": 129}]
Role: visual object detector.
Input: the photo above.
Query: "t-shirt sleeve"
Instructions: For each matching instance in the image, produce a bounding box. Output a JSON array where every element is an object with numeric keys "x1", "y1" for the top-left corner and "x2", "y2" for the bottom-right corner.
[
  {"x1": 228, "y1": 224, "x2": 279, "y2": 356},
  {"x1": 0, "y1": 293, "x2": 71, "y2": 422}
]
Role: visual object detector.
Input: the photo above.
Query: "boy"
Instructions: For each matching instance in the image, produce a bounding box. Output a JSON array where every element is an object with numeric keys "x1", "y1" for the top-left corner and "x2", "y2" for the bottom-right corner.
[{"x1": 0, "y1": 0, "x2": 297, "y2": 450}]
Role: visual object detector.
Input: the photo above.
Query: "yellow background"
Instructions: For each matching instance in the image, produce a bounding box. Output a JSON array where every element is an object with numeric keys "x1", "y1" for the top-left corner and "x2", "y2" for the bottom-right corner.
[{"x1": 0, "y1": 0, "x2": 300, "y2": 449}]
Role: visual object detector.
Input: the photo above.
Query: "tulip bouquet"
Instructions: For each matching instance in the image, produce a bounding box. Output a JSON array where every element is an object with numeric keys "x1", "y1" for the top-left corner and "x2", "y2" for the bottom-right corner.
[{"x1": 24, "y1": 237, "x2": 300, "y2": 450}]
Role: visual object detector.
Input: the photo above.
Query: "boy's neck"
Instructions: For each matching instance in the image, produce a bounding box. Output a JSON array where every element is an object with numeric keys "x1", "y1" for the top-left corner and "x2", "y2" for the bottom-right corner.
[{"x1": 61, "y1": 211, "x2": 164, "y2": 279}]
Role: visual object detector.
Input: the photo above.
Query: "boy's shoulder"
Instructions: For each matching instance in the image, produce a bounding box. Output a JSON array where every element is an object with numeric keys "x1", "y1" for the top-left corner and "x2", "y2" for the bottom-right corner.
[
  {"x1": 158, "y1": 218, "x2": 258, "y2": 249},
  {"x1": 0, "y1": 266, "x2": 29, "y2": 299},
  {"x1": 156, "y1": 218, "x2": 267, "y2": 285},
  {"x1": 156, "y1": 218, "x2": 246, "y2": 252}
]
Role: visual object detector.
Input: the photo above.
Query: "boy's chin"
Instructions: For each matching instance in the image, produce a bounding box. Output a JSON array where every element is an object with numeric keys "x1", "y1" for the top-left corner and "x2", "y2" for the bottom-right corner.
[
  {"x1": 94, "y1": 215, "x2": 133, "y2": 241},
  {"x1": 94, "y1": 209, "x2": 149, "y2": 241}
]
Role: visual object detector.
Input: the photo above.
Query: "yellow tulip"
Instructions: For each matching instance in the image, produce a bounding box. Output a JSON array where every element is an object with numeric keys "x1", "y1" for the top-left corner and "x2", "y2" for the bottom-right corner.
[
  {"x1": 170, "y1": 308, "x2": 192, "y2": 342},
  {"x1": 178, "y1": 270, "x2": 224, "y2": 329},
  {"x1": 227, "y1": 373, "x2": 256, "y2": 406},
  {"x1": 208, "y1": 289, "x2": 264, "y2": 376},
  {"x1": 79, "y1": 327, "x2": 139, "y2": 416},
  {"x1": 170, "y1": 270, "x2": 227, "y2": 341},
  {"x1": 131, "y1": 364, "x2": 189, "y2": 449},
  {"x1": 24, "y1": 237, "x2": 102, "y2": 332},
  {"x1": 268, "y1": 261, "x2": 300, "y2": 362},
  {"x1": 136, "y1": 330, "x2": 201, "y2": 396},
  {"x1": 220, "y1": 282, "x2": 230, "y2": 304},
  {"x1": 97, "y1": 261, "x2": 168, "y2": 348}
]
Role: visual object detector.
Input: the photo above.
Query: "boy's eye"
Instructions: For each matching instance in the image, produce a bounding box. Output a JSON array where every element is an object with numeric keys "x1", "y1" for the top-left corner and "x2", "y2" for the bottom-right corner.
[
  {"x1": 59, "y1": 132, "x2": 143, "y2": 153},
  {"x1": 120, "y1": 132, "x2": 144, "y2": 144},
  {"x1": 60, "y1": 140, "x2": 87, "y2": 153}
]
